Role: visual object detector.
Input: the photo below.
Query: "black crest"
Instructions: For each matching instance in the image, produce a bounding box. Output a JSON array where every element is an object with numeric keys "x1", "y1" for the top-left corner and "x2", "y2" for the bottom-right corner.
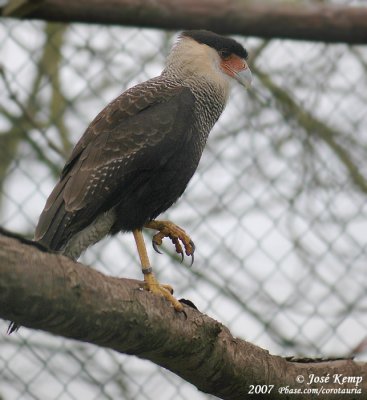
[{"x1": 181, "y1": 30, "x2": 248, "y2": 60}]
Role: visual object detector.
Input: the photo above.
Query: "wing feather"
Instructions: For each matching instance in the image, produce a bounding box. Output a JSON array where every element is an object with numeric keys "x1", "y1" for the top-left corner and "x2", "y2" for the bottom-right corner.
[{"x1": 35, "y1": 78, "x2": 196, "y2": 249}]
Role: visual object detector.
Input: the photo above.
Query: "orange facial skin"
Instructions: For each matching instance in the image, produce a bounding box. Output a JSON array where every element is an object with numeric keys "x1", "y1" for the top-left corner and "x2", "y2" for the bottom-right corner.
[{"x1": 220, "y1": 54, "x2": 249, "y2": 77}]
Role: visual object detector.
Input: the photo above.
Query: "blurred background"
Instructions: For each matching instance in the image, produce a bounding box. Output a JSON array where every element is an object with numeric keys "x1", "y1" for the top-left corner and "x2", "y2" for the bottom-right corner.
[{"x1": 0, "y1": 9, "x2": 367, "y2": 400}]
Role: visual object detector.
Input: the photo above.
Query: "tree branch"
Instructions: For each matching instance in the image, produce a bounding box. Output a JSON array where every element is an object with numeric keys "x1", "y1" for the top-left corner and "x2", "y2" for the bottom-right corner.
[
  {"x1": 0, "y1": 227, "x2": 365, "y2": 400},
  {"x1": 1, "y1": 0, "x2": 367, "y2": 44}
]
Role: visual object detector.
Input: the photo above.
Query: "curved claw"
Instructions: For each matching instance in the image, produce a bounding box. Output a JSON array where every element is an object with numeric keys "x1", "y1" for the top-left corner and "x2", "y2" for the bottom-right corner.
[
  {"x1": 189, "y1": 241, "x2": 195, "y2": 266},
  {"x1": 152, "y1": 240, "x2": 163, "y2": 254},
  {"x1": 190, "y1": 252, "x2": 194, "y2": 267},
  {"x1": 179, "y1": 298, "x2": 198, "y2": 310},
  {"x1": 184, "y1": 240, "x2": 195, "y2": 266}
]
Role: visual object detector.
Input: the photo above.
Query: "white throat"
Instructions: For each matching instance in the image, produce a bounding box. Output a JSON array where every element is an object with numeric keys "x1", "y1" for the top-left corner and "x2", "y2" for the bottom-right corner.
[{"x1": 163, "y1": 37, "x2": 231, "y2": 100}]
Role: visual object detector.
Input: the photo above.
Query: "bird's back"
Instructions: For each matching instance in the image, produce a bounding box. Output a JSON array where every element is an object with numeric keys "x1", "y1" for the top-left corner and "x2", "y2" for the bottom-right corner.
[{"x1": 33, "y1": 74, "x2": 224, "y2": 256}]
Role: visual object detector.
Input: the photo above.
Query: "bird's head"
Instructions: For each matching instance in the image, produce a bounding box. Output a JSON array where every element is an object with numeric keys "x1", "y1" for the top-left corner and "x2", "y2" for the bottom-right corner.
[{"x1": 164, "y1": 30, "x2": 252, "y2": 94}]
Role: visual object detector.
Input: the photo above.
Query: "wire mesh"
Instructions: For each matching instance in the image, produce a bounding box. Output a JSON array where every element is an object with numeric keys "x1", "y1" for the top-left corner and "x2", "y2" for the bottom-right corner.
[{"x1": 0, "y1": 18, "x2": 367, "y2": 400}]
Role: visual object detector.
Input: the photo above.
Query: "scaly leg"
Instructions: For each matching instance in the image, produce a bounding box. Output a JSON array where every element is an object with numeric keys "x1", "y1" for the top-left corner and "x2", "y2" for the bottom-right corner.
[
  {"x1": 132, "y1": 229, "x2": 183, "y2": 312},
  {"x1": 144, "y1": 220, "x2": 195, "y2": 264}
]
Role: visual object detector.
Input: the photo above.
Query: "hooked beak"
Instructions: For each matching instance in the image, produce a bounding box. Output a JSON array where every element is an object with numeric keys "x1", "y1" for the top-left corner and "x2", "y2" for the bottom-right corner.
[
  {"x1": 234, "y1": 66, "x2": 252, "y2": 89},
  {"x1": 221, "y1": 56, "x2": 252, "y2": 89}
]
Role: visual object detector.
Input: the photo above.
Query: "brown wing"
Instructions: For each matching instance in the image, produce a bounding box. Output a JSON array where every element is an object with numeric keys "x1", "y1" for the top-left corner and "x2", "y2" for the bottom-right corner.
[{"x1": 34, "y1": 78, "x2": 196, "y2": 249}]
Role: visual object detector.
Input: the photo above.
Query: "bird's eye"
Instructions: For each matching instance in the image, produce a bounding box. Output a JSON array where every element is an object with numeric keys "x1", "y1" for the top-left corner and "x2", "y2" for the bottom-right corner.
[{"x1": 219, "y1": 50, "x2": 231, "y2": 60}]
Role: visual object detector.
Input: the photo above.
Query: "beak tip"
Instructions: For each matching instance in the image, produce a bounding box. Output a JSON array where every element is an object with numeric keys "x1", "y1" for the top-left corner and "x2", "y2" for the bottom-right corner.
[
  {"x1": 240, "y1": 68, "x2": 253, "y2": 89},
  {"x1": 234, "y1": 68, "x2": 252, "y2": 89}
]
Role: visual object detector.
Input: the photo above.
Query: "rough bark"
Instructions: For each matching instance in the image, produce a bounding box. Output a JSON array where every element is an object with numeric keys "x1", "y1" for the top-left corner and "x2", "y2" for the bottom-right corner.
[
  {"x1": 0, "y1": 227, "x2": 366, "y2": 400},
  {"x1": 1, "y1": 0, "x2": 367, "y2": 44}
]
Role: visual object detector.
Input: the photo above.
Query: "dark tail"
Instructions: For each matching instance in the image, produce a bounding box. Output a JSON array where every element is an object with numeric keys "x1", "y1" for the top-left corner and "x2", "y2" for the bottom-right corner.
[{"x1": 34, "y1": 178, "x2": 73, "y2": 251}]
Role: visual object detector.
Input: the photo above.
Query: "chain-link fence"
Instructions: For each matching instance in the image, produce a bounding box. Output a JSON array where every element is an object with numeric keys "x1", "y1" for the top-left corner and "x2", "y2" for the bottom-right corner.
[{"x1": 0, "y1": 15, "x2": 367, "y2": 400}]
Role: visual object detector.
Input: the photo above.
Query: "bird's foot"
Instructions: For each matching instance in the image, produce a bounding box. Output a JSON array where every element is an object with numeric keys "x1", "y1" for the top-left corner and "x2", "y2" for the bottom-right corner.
[
  {"x1": 144, "y1": 220, "x2": 195, "y2": 264},
  {"x1": 143, "y1": 271, "x2": 184, "y2": 312}
]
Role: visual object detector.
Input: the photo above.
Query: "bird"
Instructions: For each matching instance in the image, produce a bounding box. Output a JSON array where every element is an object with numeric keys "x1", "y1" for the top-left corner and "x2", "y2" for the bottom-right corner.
[{"x1": 8, "y1": 30, "x2": 251, "y2": 332}]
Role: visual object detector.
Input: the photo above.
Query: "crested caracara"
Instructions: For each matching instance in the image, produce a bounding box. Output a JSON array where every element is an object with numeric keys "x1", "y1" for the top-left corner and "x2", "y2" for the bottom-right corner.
[{"x1": 10, "y1": 30, "x2": 252, "y2": 332}]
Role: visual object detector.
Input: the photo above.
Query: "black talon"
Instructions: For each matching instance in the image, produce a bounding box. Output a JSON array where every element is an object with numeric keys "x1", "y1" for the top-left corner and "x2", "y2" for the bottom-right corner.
[
  {"x1": 190, "y1": 252, "x2": 194, "y2": 267},
  {"x1": 152, "y1": 241, "x2": 163, "y2": 254},
  {"x1": 190, "y1": 240, "x2": 196, "y2": 252},
  {"x1": 179, "y1": 251, "x2": 184, "y2": 263},
  {"x1": 179, "y1": 298, "x2": 198, "y2": 310}
]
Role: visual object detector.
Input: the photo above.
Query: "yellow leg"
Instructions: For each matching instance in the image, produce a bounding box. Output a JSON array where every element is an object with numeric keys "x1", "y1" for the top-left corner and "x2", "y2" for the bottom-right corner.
[{"x1": 132, "y1": 229, "x2": 183, "y2": 312}]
